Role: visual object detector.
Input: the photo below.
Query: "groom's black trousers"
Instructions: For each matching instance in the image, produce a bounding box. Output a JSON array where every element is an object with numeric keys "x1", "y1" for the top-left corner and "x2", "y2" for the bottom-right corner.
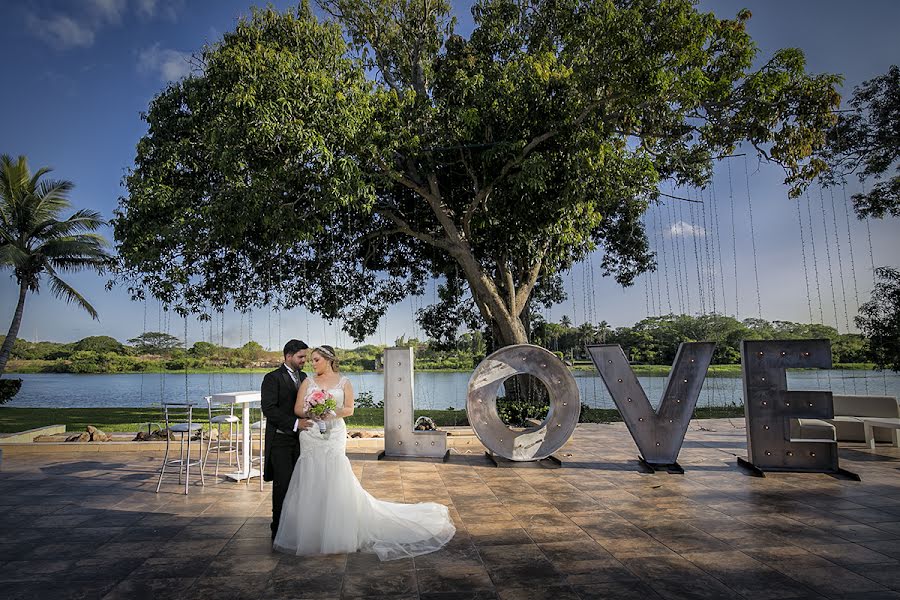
[{"x1": 269, "y1": 432, "x2": 301, "y2": 538}]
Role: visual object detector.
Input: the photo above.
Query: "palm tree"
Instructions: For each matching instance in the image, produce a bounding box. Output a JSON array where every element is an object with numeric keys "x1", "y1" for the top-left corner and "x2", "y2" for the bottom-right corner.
[{"x1": 0, "y1": 155, "x2": 112, "y2": 376}]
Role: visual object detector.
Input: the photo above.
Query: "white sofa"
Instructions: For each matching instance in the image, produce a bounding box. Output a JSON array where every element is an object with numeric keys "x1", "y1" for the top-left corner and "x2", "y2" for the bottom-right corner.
[
  {"x1": 828, "y1": 394, "x2": 900, "y2": 443},
  {"x1": 790, "y1": 394, "x2": 899, "y2": 444}
]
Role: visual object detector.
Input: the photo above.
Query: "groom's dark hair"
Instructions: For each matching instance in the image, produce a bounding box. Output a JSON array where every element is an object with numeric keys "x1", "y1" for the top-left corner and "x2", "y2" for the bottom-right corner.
[{"x1": 283, "y1": 339, "x2": 308, "y2": 357}]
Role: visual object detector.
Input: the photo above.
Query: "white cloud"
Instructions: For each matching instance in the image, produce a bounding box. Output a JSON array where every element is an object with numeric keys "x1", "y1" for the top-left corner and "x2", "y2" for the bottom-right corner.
[
  {"x1": 138, "y1": 44, "x2": 194, "y2": 82},
  {"x1": 136, "y1": 0, "x2": 159, "y2": 18},
  {"x1": 136, "y1": 0, "x2": 182, "y2": 21},
  {"x1": 88, "y1": 0, "x2": 127, "y2": 24},
  {"x1": 27, "y1": 14, "x2": 96, "y2": 49},
  {"x1": 27, "y1": 0, "x2": 182, "y2": 50},
  {"x1": 669, "y1": 220, "x2": 706, "y2": 237}
]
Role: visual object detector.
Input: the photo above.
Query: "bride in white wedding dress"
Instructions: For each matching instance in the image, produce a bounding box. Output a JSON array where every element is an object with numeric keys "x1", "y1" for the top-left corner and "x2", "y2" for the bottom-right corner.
[{"x1": 273, "y1": 345, "x2": 456, "y2": 560}]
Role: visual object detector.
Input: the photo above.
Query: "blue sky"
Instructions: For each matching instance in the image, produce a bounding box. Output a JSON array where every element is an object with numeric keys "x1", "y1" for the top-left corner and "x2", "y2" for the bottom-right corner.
[{"x1": 1, "y1": 0, "x2": 898, "y2": 350}]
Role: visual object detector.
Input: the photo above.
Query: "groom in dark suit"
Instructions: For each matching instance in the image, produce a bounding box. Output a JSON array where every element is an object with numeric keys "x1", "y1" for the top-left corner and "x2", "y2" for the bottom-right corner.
[{"x1": 261, "y1": 339, "x2": 313, "y2": 539}]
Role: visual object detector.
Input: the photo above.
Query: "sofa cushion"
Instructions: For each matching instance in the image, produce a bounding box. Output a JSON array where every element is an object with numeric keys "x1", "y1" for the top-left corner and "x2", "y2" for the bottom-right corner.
[
  {"x1": 832, "y1": 395, "x2": 900, "y2": 418},
  {"x1": 827, "y1": 395, "x2": 899, "y2": 442},
  {"x1": 790, "y1": 418, "x2": 836, "y2": 441}
]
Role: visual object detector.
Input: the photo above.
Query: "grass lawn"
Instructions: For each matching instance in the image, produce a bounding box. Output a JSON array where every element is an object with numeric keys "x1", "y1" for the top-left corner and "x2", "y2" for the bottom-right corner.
[{"x1": 0, "y1": 405, "x2": 746, "y2": 434}]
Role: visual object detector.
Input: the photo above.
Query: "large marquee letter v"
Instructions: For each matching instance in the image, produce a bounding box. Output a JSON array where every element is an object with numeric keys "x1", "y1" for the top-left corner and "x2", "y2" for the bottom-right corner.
[{"x1": 586, "y1": 343, "x2": 715, "y2": 470}]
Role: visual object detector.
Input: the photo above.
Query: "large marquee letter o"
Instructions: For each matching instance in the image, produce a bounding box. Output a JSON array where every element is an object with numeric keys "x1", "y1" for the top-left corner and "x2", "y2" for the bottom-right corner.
[{"x1": 467, "y1": 344, "x2": 580, "y2": 461}]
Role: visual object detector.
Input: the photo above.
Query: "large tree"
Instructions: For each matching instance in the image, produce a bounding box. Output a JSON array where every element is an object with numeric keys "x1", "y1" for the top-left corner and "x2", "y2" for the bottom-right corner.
[
  {"x1": 855, "y1": 267, "x2": 900, "y2": 371},
  {"x1": 0, "y1": 155, "x2": 112, "y2": 376},
  {"x1": 822, "y1": 65, "x2": 899, "y2": 218},
  {"x1": 114, "y1": 0, "x2": 840, "y2": 347}
]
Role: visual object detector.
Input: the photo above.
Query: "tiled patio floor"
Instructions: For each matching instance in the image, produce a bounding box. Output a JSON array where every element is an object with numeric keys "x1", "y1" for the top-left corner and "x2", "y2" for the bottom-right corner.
[{"x1": 1, "y1": 419, "x2": 899, "y2": 600}]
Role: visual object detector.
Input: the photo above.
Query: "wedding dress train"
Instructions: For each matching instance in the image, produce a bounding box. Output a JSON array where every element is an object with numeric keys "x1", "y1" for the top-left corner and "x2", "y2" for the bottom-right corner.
[{"x1": 273, "y1": 377, "x2": 456, "y2": 560}]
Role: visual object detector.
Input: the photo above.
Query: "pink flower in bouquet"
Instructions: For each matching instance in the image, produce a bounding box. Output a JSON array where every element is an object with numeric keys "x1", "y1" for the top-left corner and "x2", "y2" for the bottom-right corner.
[
  {"x1": 308, "y1": 389, "x2": 327, "y2": 406},
  {"x1": 304, "y1": 388, "x2": 337, "y2": 434}
]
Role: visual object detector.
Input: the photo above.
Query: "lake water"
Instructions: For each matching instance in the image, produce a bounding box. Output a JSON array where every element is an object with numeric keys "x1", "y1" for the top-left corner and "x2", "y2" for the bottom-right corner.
[{"x1": 4, "y1": 369, "x2": 897, "y2": 410}]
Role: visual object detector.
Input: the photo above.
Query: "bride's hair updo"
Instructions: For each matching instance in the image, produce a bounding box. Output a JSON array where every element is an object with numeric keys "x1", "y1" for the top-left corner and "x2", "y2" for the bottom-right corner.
[{"x1": 314, "y1": 345, "x2": 339, "y2": 372}]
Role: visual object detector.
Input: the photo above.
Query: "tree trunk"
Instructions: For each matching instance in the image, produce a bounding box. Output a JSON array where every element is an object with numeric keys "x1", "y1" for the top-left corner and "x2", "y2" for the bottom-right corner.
[{"x1": 0, "y1": 282, "x2": 28, "y2": 376}]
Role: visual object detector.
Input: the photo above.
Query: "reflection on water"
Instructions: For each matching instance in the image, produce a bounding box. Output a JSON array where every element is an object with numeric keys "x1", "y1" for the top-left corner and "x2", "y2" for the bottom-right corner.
[{"x1": 6, "y1": 369, "x2": 898, "y2": 410}]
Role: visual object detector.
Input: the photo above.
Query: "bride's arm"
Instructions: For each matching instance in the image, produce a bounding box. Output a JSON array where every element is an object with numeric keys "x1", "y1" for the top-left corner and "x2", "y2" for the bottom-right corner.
[
  {"x1": 334, "y1": 379, "x2": 354, "y2": 418},
  {"x1": 294, "y1": 379, "x2": 311, "y2": 418}
]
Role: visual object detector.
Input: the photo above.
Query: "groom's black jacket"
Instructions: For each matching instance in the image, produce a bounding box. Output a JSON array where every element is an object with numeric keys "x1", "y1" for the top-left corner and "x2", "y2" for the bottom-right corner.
[{"x1": 260, "y1": 364, "x2": 306, "y2": 481}]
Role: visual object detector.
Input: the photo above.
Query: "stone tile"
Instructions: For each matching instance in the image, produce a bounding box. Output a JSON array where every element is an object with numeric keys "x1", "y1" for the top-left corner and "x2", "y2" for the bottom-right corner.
[
  {"x1": 152, "y1": 538, "x2": 228, "y2": 557},
  {"x1": 808, "y1": 543, "x2": 898, "y2": 566},
  {"x1": 25, "y1": 542, "x2": 100, "y2": 561},
  {"x1": 622, "y1": 555, "x2": 743, "y2": 600},
  {"x1": 862, "y1": 541, "x2": 900, "y2": 560},
  {"x1": 1, "y1": 579, "x2": 119, "y2": 600},
  {"x1": 201, "y1": 553, "x2": 280, "y2": 577},
  {"x1": 484, "y1": 560, "x2": 564, "y2": 591},
  {"x1": 92, "y1": 541, "x2": 160, "y2": 560},
  {"x1": 573, "y1": 581, "x2": 666, "y2": 600},
  {"x1": 264, "y1": 570, "x2": 344, "y2": 598},
  {"x1": 187, "y1": 574, "x2": 272, "y2": 600},
  {"x1": 848, "y1": 565, "x2": 900, "y2": 591},
  {"x1": 2, "y1": 421, "x2": 900, "y2": 600},
  {"x1": 537, "y1": 540, "x2": 614, "y2": 563},
  {"x1": 129, "y1": 556, "x2": 213, "y2": 579},
  {"x1": 830, "y1": 523, "x2": 900, "y2": 543},
  {"x1": 418, "y1": 591, "x2": 498, "y2": 600},
  {"x1": 416, "y1": 565, "x2": 494, "y2": 594},
  {"x1": 682, "y1": 550, "x2": 817, "y2": 599},
  {"x1": 495, "y1": 585, "x2": 580, "y2": 600},
  {"x1": 65, "y1": 557, "x2": 144, "y2": 581},
  {"x1": 468, "y1": 526, "x2": 533, "y2": 547},
  {"x1": 101, "y1": 576, "x2": 196, "y2": 600},
  {"x1": 341, "y1": 568, "x2": 418, "y2": 597},
  {"x1": 476, "y1": 543, "x2": 546, "y2": 567},
  {"x1": 346, "y1": 551, "x2": 415, "y2": 573},
  {"x1": 0, "y1": 559, "x2": 73, "y2": 581},
  {"x1": 414, "y1": 542, "x2": 483, "y2": 569},
  {"x1": 788, "y1": 566, "x2": 891, "y2": 596},
  {"x1": 273, "y1": 553, "x2": 347, "y2": 577}
]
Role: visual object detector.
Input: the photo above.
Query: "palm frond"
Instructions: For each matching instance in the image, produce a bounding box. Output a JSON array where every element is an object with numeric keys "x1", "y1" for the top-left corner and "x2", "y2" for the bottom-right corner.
[
  {"x1": 0, "y1": 243, "x2": 29, "y2": 268},
  {"x1": 46, "y1": 269, "x2": 99, "y2": 320},
  {"x1": 32, "y1": 209, "x2": 106, "y2": 239},
  {"x1": 32, "y1": 179, "x2": 74, "y2": 222}
]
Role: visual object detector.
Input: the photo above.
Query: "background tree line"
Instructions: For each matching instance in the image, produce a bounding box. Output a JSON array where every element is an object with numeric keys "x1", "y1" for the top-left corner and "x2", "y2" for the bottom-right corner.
[
  {"x1": 1, "y1": 313, "x2": 872, "y2": 375},
  {"x1": 529, "y1": 313, "x2": 870, "y2": 365}
]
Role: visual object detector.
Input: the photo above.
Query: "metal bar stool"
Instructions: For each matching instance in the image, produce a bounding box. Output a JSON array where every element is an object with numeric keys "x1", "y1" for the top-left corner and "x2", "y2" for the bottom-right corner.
[
  {"x1": 156, "y1": 401, "x2": 205, "y2": 494},
  {"x1": 247, "y1": 411, "x2": 266, "y2": 491},
  {"x1": 203, "y1": 396, "x2": 241, "y2": 479}
]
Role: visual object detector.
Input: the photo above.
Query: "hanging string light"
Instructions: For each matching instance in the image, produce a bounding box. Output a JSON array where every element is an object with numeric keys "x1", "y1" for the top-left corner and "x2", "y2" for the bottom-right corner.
[
  {"x1": 727, "y1": 161, "x2": 740, "y2": 318},
  {"x1": 805, "y1": 192, "x2": 826, "y2": 323},
  {"x1": 743, "y1": 158, "x2": 763, "y2": 320},
  {"x1": 817, "y1": 187, "x2": 841, "y2": 330},
  {"x1": 710, "y1": 176, "x2": 728, "y2": 316}
]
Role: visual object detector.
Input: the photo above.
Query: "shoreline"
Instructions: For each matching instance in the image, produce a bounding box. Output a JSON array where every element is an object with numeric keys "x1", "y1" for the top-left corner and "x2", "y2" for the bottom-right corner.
[{"x1": 3, "y1": 362, "x2": 878, "y2": 377}]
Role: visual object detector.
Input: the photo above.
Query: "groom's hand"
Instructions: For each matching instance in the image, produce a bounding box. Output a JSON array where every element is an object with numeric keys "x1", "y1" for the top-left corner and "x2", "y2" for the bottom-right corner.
[{"x1": 298, "y1": 418, "x2": 315, "y2": 431}]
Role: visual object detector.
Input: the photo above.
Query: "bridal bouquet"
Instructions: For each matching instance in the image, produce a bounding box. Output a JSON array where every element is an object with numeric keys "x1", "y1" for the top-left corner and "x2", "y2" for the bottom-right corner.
[{"x1": 305, "y1": 389, "x2": 337, "y2": 434}]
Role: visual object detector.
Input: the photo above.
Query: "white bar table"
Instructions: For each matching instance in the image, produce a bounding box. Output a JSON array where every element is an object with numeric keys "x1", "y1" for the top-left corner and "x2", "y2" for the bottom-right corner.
[{"x1": 211, "y1": 391, "x2": 261, "y2": 481}]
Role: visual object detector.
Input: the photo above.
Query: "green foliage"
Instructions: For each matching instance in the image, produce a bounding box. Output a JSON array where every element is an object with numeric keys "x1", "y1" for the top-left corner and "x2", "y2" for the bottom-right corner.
[
  {"x1": 127, "y1": 331, "x2": 182, "y2": 355},
  {"x1": 189, "y1": 341, "x2": 218, "y2": 357},
  {"x1": 822, "y1": 65, "x2": 900, "y2": 218},
  {"x1": 497, "y1": 397, "x2": 549, "y2": 428},
  {"x1": 2, "y1": 337, "x2": 73, "y2": 360},
  {"x1": 238, "y1": 341, "x2": 265, "y2": 361},
  {"x1": 74, "y1": 336, "x2": 126, "y2": 354},
  {"x1": 0, "y1": 378, "x2": 22, "y2": 404},
  {"x1": 61, "y1": 351, "x2": 149, "y2": 374},
  {"x1": 114, "y1": 1, "x2": 840, "y2": 350},
  {"x1": 0, "y1": 154, "x2": 112, "y2": 376},
  {"x1": 855, "y1": 266, "x2": 900, "y2": 371},
  {"x1": 354, "y1": 390, "x2": 383, "y2": 409}
]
